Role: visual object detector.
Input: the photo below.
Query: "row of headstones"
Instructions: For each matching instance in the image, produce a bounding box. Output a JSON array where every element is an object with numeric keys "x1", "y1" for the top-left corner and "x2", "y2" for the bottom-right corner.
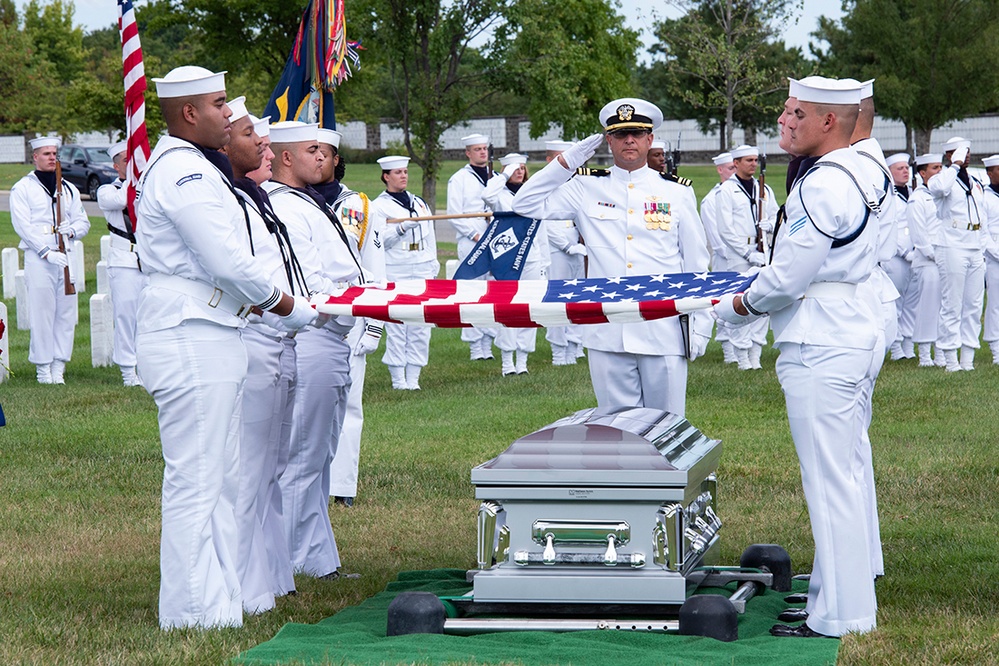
[{"x1": 0, "y1": 237, "x2": 117, "y2": 384}]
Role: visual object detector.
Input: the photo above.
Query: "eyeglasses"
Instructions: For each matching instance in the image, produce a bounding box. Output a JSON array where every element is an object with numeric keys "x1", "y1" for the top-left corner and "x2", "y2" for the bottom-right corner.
[{"x1": 607, "y1": 129, "x2": 652, "y2": 139}]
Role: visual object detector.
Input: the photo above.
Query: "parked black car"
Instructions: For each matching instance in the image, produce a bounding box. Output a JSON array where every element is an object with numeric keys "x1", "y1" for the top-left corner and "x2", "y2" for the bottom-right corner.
[{"x1": 58, "y1": 144, "x2": 118, "y2": 200}]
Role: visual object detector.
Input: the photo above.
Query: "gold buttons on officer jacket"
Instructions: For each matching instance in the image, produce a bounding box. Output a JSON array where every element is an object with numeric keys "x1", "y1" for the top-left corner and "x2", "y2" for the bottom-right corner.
[
  {"x1": 628, "y1": 183, "x2": 634, "y2": 189},
  {"x1": 628, "y1": 208, "x2": 634, "y2": 214},
  {"x1": 627, "y1": 234, "x2": 633, "y2": 240},
  {"x1": 627, "y1": 262, "x2": 633, "y2": 268}
]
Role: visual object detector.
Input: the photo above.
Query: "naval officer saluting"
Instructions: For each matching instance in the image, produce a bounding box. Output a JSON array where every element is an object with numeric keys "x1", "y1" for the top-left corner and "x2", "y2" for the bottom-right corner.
[
  {"x1": 514, "y1": 98, "x2": 710, "y2": 416},
  {"x1": 134, "y1": 66, "x2": 316, "y2": 630}
]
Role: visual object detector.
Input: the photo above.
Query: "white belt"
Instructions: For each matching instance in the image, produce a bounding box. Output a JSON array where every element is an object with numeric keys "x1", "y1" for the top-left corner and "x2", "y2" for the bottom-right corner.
[
  {"x1": 149, "y1": 273, "x2": 253, "y2": 317},
  {"x1": 951, "y1": 221, "x2": 981, "y2": 231},
  {"x1": 108, "y1": 234, "x2": 137, "y2": 253},
  {"x1": 802, "y1": 282, "x2": 857, "y2": 299}
]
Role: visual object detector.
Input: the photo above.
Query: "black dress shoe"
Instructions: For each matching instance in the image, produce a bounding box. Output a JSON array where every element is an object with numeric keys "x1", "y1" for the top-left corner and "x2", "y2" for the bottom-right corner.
[
  {"x1": 777, "y1": 608, "x2": 809, "y2": 622},
  {"x1": 784, "y1": 593, "x2": 808, "y2": 604},
  {"x1": 334, "y1": 496, "x2": 354, "y2": 507},
  {"x1": 770, "y1": 623, "x2": 831, "y2": 638}
]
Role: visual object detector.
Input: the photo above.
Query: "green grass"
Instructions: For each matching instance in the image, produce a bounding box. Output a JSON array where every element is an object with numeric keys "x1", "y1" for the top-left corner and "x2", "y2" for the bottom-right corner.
[{"x1": 2, "y1": 168, "x2": 998, "y2": 665}]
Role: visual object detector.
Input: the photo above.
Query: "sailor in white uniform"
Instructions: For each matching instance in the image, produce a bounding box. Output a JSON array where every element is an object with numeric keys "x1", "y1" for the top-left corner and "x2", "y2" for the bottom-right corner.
[
  {"x1": 541, "y1": 140, "x2": 586, "y2": 365},
  {"x1": 700, "y1": 152, "x2": 737, "y2": 363},
  {"x1": 883, "y1": 153, "x2": 916, "y2": 360},
  {"x1": 483, "y1": 153, "x2": 551, "y2": 375},
  {"x1": 929, "y1": 136, "x2": 986, "y2": 371},
  {"x1": 372, "y1": 155, "x2": 439, "y2": 389},
  {"x1": 715, "y1": 76, "x2": 878, "y2": 639},
  {"x1": 514, "y1": 98, "x2": 710, "y2": 416},
  {"x1": 715, "y1": 144, "x2": 777, "y2": 369},
  {"x1": 981, "y1": 154, "x2": 999, "y2": 364},
  {"x1": 96, "y1": 140, "x2": 148, "y2": 386},
  {"x1": 447, "y1": 133, "x2": 498, "y2": 360},
  {"x1": 9, "y1": 136, "x2": 90, "y2": 384},
  {"x1": 135, "y1": 67, "x2": 316, "y2": 630},
  {"x1": 263, "y1": 121, "x2": 360, "y2": 577},
  {"x1": 907, "y1": 154, "x2": 946, "y2": 366}
]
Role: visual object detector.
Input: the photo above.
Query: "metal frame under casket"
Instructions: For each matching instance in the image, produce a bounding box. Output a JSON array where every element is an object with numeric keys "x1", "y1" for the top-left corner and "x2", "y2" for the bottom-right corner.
[{"x1": 470, "y1": 407, "x2": 723, "y2": 608}]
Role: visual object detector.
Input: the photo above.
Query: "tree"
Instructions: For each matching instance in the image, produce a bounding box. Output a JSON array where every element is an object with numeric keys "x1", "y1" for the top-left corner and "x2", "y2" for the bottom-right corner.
[
  {"x1": 812, "y1": 0, "x2": 999, "y2": 154},
  {"x1": 646, "y1": 0, "x2": 804, "y2": 150},
  {"x1": 22, "y1": 0, "x2": 87, "y2": 83},
  {"x1": 0, "y1": 20, "x2": 59, "y2": 133}
]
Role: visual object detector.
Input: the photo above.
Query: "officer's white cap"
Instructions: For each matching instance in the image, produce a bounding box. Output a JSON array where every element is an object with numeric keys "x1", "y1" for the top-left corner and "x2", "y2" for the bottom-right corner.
[
  {"x1": 545, "y1": 140, "x2": 573, "y2": 152},
  {"x1": 153, "y1": 65, "x2": 227, "y2": 99},
  {"x1": 788, "y1": 76, "x2": 863, "y2": 105},
  {"x1": 841, "y1": 78, "x2": 875, "y2": 100},
  {"x1": 377, "y1": 155, "x2": 410, "y2": 170},
  {"x1": 249, "y1": 115, "x2": 269, "y2": 138},
  {"x1": 915, "y1": 153, "x2": 942, "y2": 166},
  {"x1": 942, "y1": 136, "x2": 971, "y2": 153},
  {"x1": 227, "y1": 96, "x2": 248, "y2": 123},
  {"x1": 712, "y1": 152, "x2": 733, "y2": 166},
  {"x1": 29, "y1": 136, "x2": 61, "y2": 150},
  {"x1": 107, "y1": 140, "x2": 128, "y2": 159},
  {"x1": 600, "y1": 98, "x2": 663, "y2": 132},
  {"x1": 462, "y1": 134, "x2": 489, "y2": 147},
  {"x1": 886, "y1": 153, "x2": 910, "y2": 167},
  {"x1": 651, "y1": 140, "x2": 666, "y2": 150},
  {"x1": 317, "y1": 128, "x2": 341, "y2": 148},
  {"x1": 269, "y1": 121, "x2": 319, "y2": 144},
  {"x1": 499, "y1": 153, "x2": 528, "y2": 167},
  {"x1": 982, "y1": 155, "x2": 999, "y2": 168},
  {"x1": 730, "y1": 145, "x2": 759, "y2": 159}
]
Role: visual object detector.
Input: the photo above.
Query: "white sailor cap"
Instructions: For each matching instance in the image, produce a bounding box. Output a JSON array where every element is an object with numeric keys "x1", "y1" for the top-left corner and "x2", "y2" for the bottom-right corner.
[
  {"x1": 107, "y1": 141, "x2": 128, "y2": 159},
  {"x1": 461, "y1": 133, "x2": 489, "y2": 147},
  {"x1": 545, "y1": 140, "x2": 573, "y2": 152},
  {"x1": 153, "y1": 65, "x2": 227, "y2": 99},
  {"x1": 712, "y1": 152, "x2": 733, "y2": 166},
  {"x1": 730, "y1": 145, "x2": 759, "y2": 159},
  {"x1": 982, "y1": 155, "x2": 999, "y2": 168},
  {"x1": 249, "y1": 115, "x2": 269, "y2": 138},
  {"x1": 29, "y1": 136, "x2": 61, "y2": 150},
  {"x1": 915, "y1": 153, "x2": 943, "y2": 166},
  {"x1": 498, "y1": 153, "x2": 528, "y2": 167},
  {"x1": 269, "y1": 121, "x2": 319, "y2": 144},
  {"x1": 377, "y1": 155, "x2": 410, "y2": 170},
  {"x1": 227, "y1": 96, "x2": 248, "y2": 123},
  {"x1": 650, "y1": 140, "x2": 666, "y2": 151},
  {"x1": 788, "y1": 76, "x2": 863, "y2": 105},
  {"x1": 841, "y1": 78, "x2": 875, "y2": 100},
  {"x1": 600, "y1": 98, "x2": 663, "y2": 133},
  {"x1": 941, "y1": 136, "x2": 971, "y2": 153},
  {"x1": 886, "y1": 153, "x2": 910, "y2": 167},
  {"x1": 317, "y1": 128, "x2": 341, "y2": 148}
]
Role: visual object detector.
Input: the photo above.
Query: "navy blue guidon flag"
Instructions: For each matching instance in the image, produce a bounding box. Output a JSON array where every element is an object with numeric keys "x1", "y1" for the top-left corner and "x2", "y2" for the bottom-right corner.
[
  {"x1": 453, "y1": 212, "x2": 542, "y2": 281},
  {"x1": 314, "y1": 272, "x2": 757, "y2": 329}
]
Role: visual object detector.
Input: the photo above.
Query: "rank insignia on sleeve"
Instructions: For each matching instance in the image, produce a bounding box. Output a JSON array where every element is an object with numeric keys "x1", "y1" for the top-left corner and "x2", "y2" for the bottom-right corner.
[
  {"x1": 176, "y1": 173, "x2": 203, "y2": 187},
  {"x1": 576, "y1": 167, "x2": 611, "y2": 177}
]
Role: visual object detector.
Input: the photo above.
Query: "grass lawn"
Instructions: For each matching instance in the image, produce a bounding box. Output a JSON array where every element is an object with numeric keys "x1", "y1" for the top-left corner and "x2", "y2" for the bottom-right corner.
[{"x1": 1, "y1": 165, "x2": 997, "y2": 665}]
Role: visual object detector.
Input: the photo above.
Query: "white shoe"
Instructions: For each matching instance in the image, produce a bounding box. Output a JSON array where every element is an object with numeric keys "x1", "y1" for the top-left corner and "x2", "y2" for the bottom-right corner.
[
  {"x1": 889, "y1": 341, "x2": 904, "y2": 361},
  {"x1": 721, "y1": 341, "x2": 737, "y2": 364},
  {"x1": 551, "y1": 344, "x2": 568, "y2": 366},
  {"x1": 933, "y1": 345, "x2": 947, "y2": 368},
  {"x1": 917, "y1": 344, "x2": 934, "y2": 367},
  {"x1": 570, "y1": 342, "x2": 585, "y2": 359},
  {"x1": 121, "y1": 366, "x2": 143, "y2": 387},
  {"x1": 36, "y1": 364, "x2": 53, "y2": 384},
  {"x1": 501, "y1": 351, "x2": 516, "y2": 376},
  {"x1": 51, "y1": 360, "x2": 66, "y2": 385},
  {"x1": 735, "y1": 347, "x2": 752, "y2": 371},
  {"x1": 482, "y1": 335, "x2": 495, "y2": 360},
  {"x1": 943, "y1": 349, "x2": 960, "y2": 373},
  {"x1": 405, "y1": 364, "x2": 422, "y2": 390},
  {"x1": 515, "y1": 352, "x2": 529, "y2": 375},
  {"x1": 959, "y1": 345, "x2": 975, "y2": 371},
  {"x1": 901, "y1": 338, "x2": 915, "y2": 358},
  {"x1": 389, "y1": 365, "x2": 407, "y2": 389},
  {"x1": 749, "y1": 343, "x2": 763, "y2": 369}
]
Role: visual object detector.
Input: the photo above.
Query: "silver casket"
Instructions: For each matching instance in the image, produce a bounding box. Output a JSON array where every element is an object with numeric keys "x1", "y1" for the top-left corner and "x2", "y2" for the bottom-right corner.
[{"x1": 470, "y1": 407, "x2": 722, "y2": 608}]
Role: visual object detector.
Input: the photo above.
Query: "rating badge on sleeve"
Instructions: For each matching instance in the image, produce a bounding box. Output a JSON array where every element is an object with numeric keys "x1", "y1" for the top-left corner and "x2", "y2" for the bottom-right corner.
[{"x1": 644, "y1": 201, "x2": 671, "y2": 231}]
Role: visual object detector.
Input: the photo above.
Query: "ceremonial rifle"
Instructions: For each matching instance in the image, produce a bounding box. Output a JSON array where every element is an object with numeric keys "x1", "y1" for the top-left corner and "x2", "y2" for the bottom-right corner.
[
  {"x1": 487, "y1": 143, "x2": 495, "y2": 178},
  {"x1": 671, "y1": 132, "x2": 681, "y2": 177},
  {"x1": 53, "y1": 160, "x2": 76, "y2": 295},
  {"x1": 756, "y1": 144, "x2": 767, "y2": 254}
]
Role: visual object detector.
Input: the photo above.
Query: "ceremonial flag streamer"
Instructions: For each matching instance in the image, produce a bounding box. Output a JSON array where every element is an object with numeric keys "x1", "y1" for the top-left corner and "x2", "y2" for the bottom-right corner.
[
  {"x1": 264, "y1": 0, "x2": 361, "y2": 127},
  {"x1": 316, "y1": 272, "x2": 757, "y2": 328},
  {"x1": 117, "y1": 0, "x2": 151, "y2": 229}
]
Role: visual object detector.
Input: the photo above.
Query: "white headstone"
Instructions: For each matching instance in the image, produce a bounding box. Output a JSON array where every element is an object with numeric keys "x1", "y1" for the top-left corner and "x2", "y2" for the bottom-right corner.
[
  {"x1": 90, "y1": 293, "x2": 114, "y2": 367},
  {"x1": 100, "y1": 234, "x2": 111, "y2": 262},
  {"x1": 96, "y1": 260, "x2": 110, "y2": 295},
  {"x1": 2, "y1": 248, "x2": 19, "y2": 299},
  {"x1": 15, "y1": 271, "x2": 29, "y2": 330},
  {"x1": 71, "y1": 239, "x2": 86, "y2": 293},
  {"x1": 445, "y1": 259, "x2": 459, "y2": 280}
]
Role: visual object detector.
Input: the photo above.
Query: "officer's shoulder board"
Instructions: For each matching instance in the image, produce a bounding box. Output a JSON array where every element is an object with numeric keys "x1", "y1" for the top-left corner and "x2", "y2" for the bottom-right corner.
[
  {"x1": 575, "y1": 167, "x2": 610, "y2": 177},
  {"x1": 660, "y1": 172, "x2": 693, "y2": 187}
]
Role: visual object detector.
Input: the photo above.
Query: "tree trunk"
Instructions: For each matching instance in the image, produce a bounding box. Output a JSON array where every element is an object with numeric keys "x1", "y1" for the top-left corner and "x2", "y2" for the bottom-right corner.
[
  {"x1": 718, "y1": 119, "x2": 727, "y2": 152},
  {"x1": 915, "y1": 127, "x2": 933, "y2": 155},
  {"x1": 743, "y1": 125, "x2": 757, "y2": 147},
  {"x1": 725, "y1": 101, "x2": 735, "y2": 149}
]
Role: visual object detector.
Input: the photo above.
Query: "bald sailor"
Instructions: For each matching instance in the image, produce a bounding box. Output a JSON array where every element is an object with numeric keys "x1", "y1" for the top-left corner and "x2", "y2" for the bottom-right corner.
[
  {"x1": 9, "y1": 135, "x2": 90, "y2": 384},
  {"x1": 514, "y1": 98, "x2": 710, "y2": 416}
]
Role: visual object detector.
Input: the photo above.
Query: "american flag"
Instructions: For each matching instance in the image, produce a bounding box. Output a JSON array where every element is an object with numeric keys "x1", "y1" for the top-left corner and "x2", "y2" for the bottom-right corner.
[
  {"x1": 315, "y1": 272, "x2": 756, "y2": 328},
  {"x1": 117, "y1": 0, "x2": 150, "y2": 230}
]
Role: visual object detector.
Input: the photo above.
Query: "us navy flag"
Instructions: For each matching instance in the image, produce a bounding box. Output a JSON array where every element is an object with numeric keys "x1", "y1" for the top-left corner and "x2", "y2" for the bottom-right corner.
[{"x1": 454, "y1": 211, "x2": 541, "y2": 280}]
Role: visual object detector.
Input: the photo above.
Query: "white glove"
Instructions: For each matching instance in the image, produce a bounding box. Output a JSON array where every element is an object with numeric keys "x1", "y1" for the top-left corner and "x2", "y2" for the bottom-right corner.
[
  {"x1": 561, "y1": 133, "x2": 605, "y2": 171},
  {"x1": 57, "y1": 225, "x2": 75, "y2": 239},
  {"x1": 689, "y1": 333, "x2": 709, "y2": 360},
  {"x1": 352, "y1": 323, "x2": 383, "y2": 356},
  {"x1": 566, "y1": 243, "x2": 587, "y2": 257},
  {"x1": 923, "y1": 249, "x2": 935, "y2": 262},
  {"x1": 712, "y1": 294, "x2": 753, "y2": 325},
  {"x1": 502, "y1": 163, "x2": 520, "y2": 179},
  {"x1": 747, "y1": 251, "x2": 766, "y2": 267},
  {"x1": 399, "y1": 219, "x2": 421, "y2": 232},
  {"x1": 274, "y1": 296, "x2": 318, "y2": 331},
  {"x1": 44, "y1": 250, "x2": 69, "y2": 267},
  {"x1": 951, "y1": 146, "x2": 968, "y2": 165}
]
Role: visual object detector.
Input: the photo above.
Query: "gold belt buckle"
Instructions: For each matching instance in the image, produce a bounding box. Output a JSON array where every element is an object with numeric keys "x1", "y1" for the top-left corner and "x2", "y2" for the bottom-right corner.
[
  {"x1": 208, "y1": 287, "x2": 223, "y2": 308},
  {"x1": 409, "y1": 242, "x2": 420, "y2": 251}
]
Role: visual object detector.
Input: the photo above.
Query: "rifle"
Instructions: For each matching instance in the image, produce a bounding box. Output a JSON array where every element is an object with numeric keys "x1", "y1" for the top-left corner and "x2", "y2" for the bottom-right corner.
[
  {"x1": 53, "y1": 160, "x2": 76, "y2": 295},
  {"x1": 671, "y1": 132, "x2": 681, "y2": 177},
  {"x1": 756, "y1": 144, "x2": 767, "y2": 254},
  {"x1": 487, "y1": 143, "x2": 495, "y2": 178}
]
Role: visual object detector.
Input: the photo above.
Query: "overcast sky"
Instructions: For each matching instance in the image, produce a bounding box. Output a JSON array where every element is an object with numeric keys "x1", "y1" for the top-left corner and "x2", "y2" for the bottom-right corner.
[{"x1": 20, "y1": 0, "x2": 845, "y2": 58}]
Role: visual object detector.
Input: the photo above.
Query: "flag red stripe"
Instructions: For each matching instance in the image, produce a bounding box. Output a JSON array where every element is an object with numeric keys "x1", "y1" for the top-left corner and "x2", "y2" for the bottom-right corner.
[
  {"x1": 638, "y1": 300, "x2": 680, "y2": 320},
  {"x1": 493, "y1": 303, "x2": 537, "y2": 327},
  {"x1": 565, "y1": 303, "x2": 610, "y2": 324}
]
